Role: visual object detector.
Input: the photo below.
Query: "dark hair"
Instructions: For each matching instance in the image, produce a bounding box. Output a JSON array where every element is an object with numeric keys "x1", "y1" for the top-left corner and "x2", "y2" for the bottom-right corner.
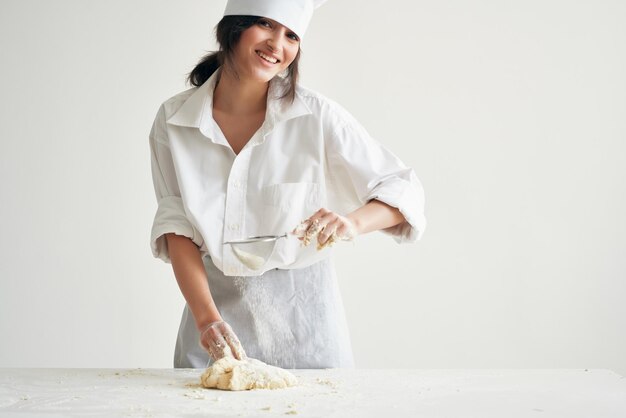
[{"x1": 187, "y1": 15, "x2": 301, "y2": 103}]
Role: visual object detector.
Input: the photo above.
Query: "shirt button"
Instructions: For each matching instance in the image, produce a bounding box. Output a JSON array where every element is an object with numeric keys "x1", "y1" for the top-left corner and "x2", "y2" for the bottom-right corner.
[{"x1": 229, "y1": 223, "x2": 239, "y2": 231}]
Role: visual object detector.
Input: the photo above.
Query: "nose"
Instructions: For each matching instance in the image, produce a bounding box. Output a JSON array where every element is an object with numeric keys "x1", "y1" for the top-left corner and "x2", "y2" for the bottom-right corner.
[
  {"x1": 266, "y1": 37, "x2": 279, "y2": 52},
  {"x1": 266, "y1": 28, "x2": 288, "y2": 52}
]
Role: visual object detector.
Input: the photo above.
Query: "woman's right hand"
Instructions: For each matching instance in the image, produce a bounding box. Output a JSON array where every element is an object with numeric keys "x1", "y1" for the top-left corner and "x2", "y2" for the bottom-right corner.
[{"x1": 199, "y1": 320, "x2": 247, "y2": 361}]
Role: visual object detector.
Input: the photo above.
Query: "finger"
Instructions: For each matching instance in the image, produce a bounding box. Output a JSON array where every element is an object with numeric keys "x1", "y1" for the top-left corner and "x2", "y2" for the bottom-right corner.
[
  {"x1": 317, "y1": 225, "x2": 335, "y2": 245},
  {"x1": 318, "y1": 232, "x2": 339, "y2": 250},
  {"x1": 222, "y1": 345, "x2": 234, "y2": 359},
  {"x1": 292, "y1": 219, "x2": 311, "y2": 236},
  {"x1": 217, "y1": 323, "x2": 240, "y2": 359},
  {"x1": 222, "y1": 329, "x2": 240, "y2": 356},
  {"x1": 306, "y1": 217, "x2": 322, "y2": 234},
  {"x1": 223, "y1": 333, "x2": 245, "y2": 360},
  {"x1": 199, "y1": 326, "x2": 218, "y2": 355},
  {"x1": 205, "y1": 342, "x2": 218, "y2": 361},
  {"x1": 233, "y1": 340, "x2": 246, "y2": 360},
  {"x1": 230, "y1": 341, "x2": 246, "y2": 360},
  {"x1": 204, "y1": 326, "x2": 220, "y2": 342},
  {"x1": 306, "y1": 208, "x2": 330, "y2": 229},
  {"x1": 238, "y1": 347, "x2": 248, "y2": 360},
  {"x1": 201, "y1": 321, "x2": 223, "y2": 341},
  {"x1": 209, "y1": 334, "x2": 229, "y2": 359},
  {"x1": 317, "y1": 214, "x2": 339, "y2": 244},
  {"x1": 301, "y1": 218, "x2": 322, "y2": 246},
  {"x1": 214, "y1": 334, "x2": 228, "y2": 352},
  {"x1": 223, "y1": 325, "x2": 246, "y2": 359}
]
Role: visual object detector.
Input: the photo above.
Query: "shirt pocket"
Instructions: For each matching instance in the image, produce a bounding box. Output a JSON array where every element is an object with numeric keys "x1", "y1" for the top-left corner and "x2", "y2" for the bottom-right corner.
[{"x1": 261, "y1": 182, "x2": 322, "y2": 212}]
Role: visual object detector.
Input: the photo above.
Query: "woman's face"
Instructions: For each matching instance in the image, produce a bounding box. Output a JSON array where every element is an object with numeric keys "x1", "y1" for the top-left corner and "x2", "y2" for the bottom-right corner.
[{"x1": 231, "y1": 17, "x2": 300, "y2": 82}]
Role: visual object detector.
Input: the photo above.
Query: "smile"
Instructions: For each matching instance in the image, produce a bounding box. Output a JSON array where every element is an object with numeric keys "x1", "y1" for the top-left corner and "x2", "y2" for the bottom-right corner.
[{"x1": 256, "y1": 50, "x2": 279, "y2": 64}]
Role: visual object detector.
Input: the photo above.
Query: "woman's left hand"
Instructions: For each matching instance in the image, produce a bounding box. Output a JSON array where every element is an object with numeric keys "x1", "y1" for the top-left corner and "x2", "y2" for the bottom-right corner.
[{"x1": 293, "y1": 208, "x2": 359, "y2": 249}]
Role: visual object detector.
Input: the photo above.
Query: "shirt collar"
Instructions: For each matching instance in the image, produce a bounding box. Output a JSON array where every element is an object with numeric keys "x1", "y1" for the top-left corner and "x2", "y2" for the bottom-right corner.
[{"x1": 166, "y1": 69, "x2": 312, "y2": 144}]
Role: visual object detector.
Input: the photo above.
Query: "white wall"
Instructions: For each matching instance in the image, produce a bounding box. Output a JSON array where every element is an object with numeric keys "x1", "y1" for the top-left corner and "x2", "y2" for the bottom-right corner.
[{"x1": 1, "y1": 0, "x2": 624, "y2": 374}]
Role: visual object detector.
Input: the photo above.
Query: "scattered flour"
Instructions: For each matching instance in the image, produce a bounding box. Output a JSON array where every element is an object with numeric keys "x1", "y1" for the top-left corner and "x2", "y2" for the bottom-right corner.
[{"x1": 232, "y1": 274, "x2": 297, "y2": 368}]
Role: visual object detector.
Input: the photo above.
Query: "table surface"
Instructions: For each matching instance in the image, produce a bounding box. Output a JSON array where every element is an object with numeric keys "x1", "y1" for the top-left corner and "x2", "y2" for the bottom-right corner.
[{"x1": 1, "y1": 368, "x2": 625, "y2": 418}]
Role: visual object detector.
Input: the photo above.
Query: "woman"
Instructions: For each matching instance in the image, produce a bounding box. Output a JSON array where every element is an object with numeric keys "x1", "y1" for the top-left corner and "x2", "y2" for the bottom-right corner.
[{"x1": 149, "y1": 0, "x2": 426, "y2": 369}]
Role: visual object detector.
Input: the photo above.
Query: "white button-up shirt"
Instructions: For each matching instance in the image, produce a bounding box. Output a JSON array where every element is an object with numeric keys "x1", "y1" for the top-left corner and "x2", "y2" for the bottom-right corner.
[{"x1": 149, "y1": 70, "x2": 426, "y2": 276}]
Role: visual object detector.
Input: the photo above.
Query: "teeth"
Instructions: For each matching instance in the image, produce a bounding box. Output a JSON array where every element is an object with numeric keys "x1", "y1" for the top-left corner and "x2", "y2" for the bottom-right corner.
[{"x1": 257, "y1": 51, "x2": 278, "y2": 63}]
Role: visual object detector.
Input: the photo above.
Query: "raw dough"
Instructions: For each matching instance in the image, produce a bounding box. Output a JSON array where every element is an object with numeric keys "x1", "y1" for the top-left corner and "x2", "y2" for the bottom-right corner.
[
  {"x1": 294, "y1": 219, "x2": 338, "y2": 250},
  {"x1": 200, "y1": 357, "x2": 298, "y2": 391}
]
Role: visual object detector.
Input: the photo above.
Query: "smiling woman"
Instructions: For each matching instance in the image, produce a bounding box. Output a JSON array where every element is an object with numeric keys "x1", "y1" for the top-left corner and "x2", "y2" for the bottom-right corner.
[
  {"x1": 188, "y1": 15, "x2": 302, "y2": 103},
  {"x1": 148, "y1": 0, "x2": 426, "y2": 371}
]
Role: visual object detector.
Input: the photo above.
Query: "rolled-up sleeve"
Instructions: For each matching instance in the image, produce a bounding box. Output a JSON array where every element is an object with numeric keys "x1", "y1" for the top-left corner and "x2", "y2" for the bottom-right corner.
[
  {"x1": 149, "y1": 104, "x2": 204, "y2": 263},
  {"x1": 327, "y1": 112, "x2": 426, "y2": 243}
]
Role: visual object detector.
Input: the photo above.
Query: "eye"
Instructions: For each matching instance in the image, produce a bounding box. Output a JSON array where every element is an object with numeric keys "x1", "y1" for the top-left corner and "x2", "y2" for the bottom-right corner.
[
  {"x1": 287, "y1": 33, "x2": 299, "y2": 42},
  {"x1": 258, "y1": 19, "x2": 271, "y2": 28}
]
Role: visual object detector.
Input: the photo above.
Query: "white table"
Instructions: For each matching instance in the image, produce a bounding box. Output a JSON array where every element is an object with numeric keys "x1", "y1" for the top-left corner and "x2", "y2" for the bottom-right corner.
[{"x1": 1, "y1": 368, "x2": 625, "y2": 417}]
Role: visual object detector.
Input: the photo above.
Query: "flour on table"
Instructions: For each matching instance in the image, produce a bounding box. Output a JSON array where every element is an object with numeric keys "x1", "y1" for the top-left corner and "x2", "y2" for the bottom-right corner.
[{"x1": 200, "y1": 357, "x2": 297, "y2": 391}]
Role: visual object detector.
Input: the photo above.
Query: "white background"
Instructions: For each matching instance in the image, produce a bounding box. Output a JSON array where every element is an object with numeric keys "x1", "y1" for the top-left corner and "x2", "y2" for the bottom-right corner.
[{"x1": 1, "y1": 0, "x2": 624, "y2": 374}]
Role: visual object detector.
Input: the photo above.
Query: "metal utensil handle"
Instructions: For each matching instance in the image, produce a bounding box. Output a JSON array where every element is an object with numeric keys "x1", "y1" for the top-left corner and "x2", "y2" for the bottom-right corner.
[{"x1": 223, "y1": 233, "x2": 288, "y2": 245}]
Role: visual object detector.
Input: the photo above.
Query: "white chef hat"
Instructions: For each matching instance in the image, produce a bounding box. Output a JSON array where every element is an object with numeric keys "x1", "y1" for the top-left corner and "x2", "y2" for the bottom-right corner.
[{"x1": 223, "y1": 0, "x2": 329, "y2": 39}]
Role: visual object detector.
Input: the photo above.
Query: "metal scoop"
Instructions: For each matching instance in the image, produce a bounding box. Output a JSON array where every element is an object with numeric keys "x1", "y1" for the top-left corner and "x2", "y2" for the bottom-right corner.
[{"x1": 224, "y1": 233, "x2": 293, "y2": 271}]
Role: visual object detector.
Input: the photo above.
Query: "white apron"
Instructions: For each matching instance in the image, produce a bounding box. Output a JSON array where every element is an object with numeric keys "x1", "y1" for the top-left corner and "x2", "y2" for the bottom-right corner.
[{"x1": 173, "y1": 255, "x2": 354, "y2": 369}]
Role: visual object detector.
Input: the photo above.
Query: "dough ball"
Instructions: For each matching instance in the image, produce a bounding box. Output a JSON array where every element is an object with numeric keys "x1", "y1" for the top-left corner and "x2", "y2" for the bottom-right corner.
[{"x1": 200, "y1": 357, "x2": 298, "y2": 391}]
